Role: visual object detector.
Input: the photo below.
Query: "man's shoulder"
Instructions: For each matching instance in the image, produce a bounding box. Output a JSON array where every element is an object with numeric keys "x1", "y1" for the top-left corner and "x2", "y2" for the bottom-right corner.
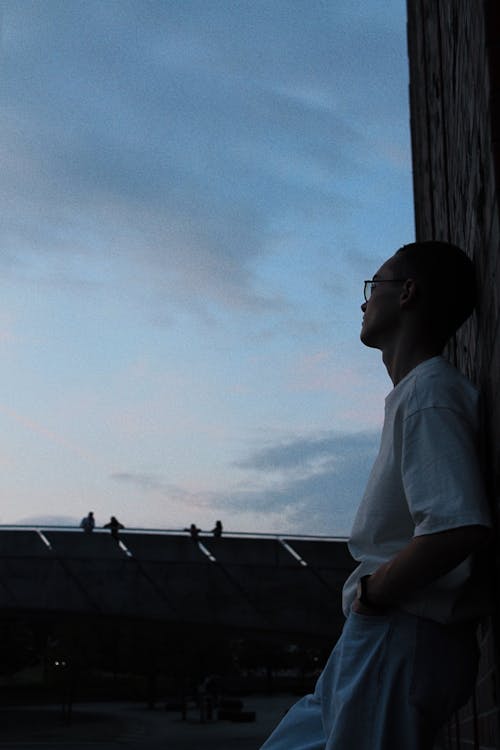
[
  {"x1": 391, "y1": 357, "x2": 479, "y2": 417},
  {"x1": 415, "y1": 357, "x2": 477, "y2": 408}
]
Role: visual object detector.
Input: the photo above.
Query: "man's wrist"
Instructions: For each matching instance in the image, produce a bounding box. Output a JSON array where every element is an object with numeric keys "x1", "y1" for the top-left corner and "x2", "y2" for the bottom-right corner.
[
  {"x1": 356, "y1": 574, "x2": 388, "y2": 610},
  {"x1": 356, "y1": 575, "x2": 372, "y2": 606}
]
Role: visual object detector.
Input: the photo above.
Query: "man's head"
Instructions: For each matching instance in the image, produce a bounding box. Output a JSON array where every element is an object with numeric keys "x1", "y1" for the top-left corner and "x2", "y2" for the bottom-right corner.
[{"x1": 361, "y1": 240, "x2": 476, "y2": 351}]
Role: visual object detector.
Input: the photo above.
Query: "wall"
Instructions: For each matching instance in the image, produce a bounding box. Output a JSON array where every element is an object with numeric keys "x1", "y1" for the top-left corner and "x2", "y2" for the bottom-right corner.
[{"x1": 407, "y1": 0, "x2": 500, "y2": 747}]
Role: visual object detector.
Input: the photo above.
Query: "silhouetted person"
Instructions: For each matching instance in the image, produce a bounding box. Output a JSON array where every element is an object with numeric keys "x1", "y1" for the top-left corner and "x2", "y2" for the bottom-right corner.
[
  {"x1": 198, "y1": 674, "x2": 219, "y2": 722},
  {"x1": 80, "y1": 512, "x2": 95, "y2": 534},
  {"x1": 211, "y1": 520, "x2": 223, "y2": 537},
  {"x1": 104, "y1": 515, "x2": 124, "y2": 540},
  {"x1": 185, "y1": 523, "x2": 201, "y2": 540}
]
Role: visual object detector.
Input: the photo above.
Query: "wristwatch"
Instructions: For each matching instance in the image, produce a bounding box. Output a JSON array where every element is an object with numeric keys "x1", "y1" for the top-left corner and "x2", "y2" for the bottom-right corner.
[{"x1": 356, "y1": 574, "x2": 373, "y2": 607}]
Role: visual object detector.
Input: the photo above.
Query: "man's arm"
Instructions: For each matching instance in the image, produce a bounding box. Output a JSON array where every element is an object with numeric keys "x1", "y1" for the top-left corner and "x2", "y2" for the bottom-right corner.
[{"x1": 353, "y1": 524, "x2": 491, "y2": 614}]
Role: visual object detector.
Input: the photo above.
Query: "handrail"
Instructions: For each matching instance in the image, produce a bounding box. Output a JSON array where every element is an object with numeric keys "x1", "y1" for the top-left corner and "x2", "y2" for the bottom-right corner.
[{"x1": 0, "y1": 524, "x2": 349, "y2": 542}]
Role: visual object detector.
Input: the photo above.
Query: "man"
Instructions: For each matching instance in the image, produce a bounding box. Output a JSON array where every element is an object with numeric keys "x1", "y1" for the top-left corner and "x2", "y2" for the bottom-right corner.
[
  {"x1": 103, "y1": 515, "x2": 124, "y2": 540},
  {"x1": 80, "y1": 511, "x2": 95, "y2": 534},
  {"x1": 261, "y1": 241, "x2": 492, "y2": 750}
]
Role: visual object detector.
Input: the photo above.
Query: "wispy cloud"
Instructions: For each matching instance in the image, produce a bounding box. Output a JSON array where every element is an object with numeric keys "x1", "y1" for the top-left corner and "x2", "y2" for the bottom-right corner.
[
  {"x1": 0, "y1": 1, "x2": 409, "y2": 319},
  {"x1": 235, "y1": 430, "x2": 377, "y2": 471},
  {"x1": 225, "y1": 430, "x2": 380, "y2": 535},
  {"x1": 0, "y1": 1, "x2": 410, "y2": 534},
  {"x1": 110, "y1": 430, "x2": 380, "y2": 536},
  {"x1": 110, "y1": 471, "x2": 185, "y2": 497}
]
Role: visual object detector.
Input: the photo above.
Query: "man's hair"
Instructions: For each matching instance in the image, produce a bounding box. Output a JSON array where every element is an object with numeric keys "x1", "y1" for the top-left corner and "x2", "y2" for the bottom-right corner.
[{"x1": 393, "y1": 240, "x2": 476, "y2": 341}]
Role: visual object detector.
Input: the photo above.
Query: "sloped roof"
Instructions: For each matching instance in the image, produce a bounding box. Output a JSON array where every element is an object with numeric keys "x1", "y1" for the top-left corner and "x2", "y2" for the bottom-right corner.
[{"x1": 0, "y1": 528, "x2": 356, "y2": 637}]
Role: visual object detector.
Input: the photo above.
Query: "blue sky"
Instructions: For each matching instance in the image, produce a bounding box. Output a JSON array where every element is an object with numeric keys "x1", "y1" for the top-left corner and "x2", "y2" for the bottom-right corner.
[{"x1": 0, "y1": 0, "x2": 413, "y2": 536}]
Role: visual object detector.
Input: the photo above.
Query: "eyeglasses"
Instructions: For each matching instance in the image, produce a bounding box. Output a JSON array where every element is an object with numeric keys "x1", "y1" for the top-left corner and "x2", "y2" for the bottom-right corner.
[{"x1": 363, "y1": 279, "x2": 407, "y2": 302}]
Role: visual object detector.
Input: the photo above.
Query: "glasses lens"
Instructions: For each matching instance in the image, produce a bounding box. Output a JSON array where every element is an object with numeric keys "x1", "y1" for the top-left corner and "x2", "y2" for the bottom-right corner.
[{"x1": 364, "y1": 281, "x2": 371, "y2": 302}]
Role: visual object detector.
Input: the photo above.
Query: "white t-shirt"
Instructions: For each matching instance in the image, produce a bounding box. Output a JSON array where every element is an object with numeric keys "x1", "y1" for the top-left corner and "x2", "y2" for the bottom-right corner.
[{"x1": 342, "y1": 356, "x2": 491, "y2": 623}]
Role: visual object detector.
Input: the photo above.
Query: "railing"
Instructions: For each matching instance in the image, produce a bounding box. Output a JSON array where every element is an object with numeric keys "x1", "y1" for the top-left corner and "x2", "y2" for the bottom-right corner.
[{"x1": 0, "y1": 524, "x2": 349, "y2": 542}]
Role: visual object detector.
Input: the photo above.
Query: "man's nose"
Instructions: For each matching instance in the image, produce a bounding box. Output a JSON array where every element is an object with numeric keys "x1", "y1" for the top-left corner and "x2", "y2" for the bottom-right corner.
[{"x1": 361, "y1": 301, "x2": 367, "y2": 312}]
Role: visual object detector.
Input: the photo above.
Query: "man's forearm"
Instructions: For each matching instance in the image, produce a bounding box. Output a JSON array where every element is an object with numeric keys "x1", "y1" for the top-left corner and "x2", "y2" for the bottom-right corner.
[{"x1": 365, "y1": 524, "x2": 490, "y2": 608}]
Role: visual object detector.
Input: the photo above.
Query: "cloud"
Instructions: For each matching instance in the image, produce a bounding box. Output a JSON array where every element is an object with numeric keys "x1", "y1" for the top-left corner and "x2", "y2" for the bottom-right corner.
[
  {"x1": 111, "y1": 471, "x2": 181, "y2": 496},
  {"x1": 0, "y1": 0, "x2": 408, "y2": 318},
  {"x1": 235, "y1": 431, "x2": 374, "y2": 471},
  {"x1": 110, "y1": 430, "x2": 380, "y2": 536},
  {"x1": 225, "y1": 430, "x2": 380, "y2": 535},
  {"x1": 110, "y1": 472, "x2": 212, "y2": 507}
]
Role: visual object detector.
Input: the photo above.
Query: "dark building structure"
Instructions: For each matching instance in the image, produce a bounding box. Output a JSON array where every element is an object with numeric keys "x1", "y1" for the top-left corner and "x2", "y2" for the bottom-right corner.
[
  {"x1": 0, "y1": 528, "x2": 355, "y2": 704},
  {"x1": 407, "y1": 1, "x2": 500, "y2": 747},
  {"x1": 0, "y1": 529, "x2": 353, "y2": 638}
]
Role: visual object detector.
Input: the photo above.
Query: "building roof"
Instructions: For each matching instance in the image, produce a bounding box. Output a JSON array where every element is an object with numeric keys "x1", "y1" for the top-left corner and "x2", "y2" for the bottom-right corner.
[{"x1": 0, "y1": 527, "x2": 355, "y2": 637}]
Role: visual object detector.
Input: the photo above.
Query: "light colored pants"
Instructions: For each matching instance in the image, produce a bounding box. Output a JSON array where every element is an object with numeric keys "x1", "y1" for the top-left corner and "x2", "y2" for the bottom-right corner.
[{"x1": 261, "y1": 609, "x2": 478, "y2": 750}]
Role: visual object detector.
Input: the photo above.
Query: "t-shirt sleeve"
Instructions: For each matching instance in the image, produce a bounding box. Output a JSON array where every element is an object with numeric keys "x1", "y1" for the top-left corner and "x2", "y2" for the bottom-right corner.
[{"x1": 401, "y1": 406, "x2": 491, "y2": 535}]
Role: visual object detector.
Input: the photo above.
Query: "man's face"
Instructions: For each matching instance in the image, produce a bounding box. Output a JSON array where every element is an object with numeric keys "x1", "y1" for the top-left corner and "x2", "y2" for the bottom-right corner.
[{"x1": 360, "y1": 256, "x2": 405, "y2": 350}]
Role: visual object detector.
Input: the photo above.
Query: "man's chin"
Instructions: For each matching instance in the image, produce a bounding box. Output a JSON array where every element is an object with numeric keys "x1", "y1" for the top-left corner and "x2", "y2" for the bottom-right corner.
[{"x1": 360, "y1": 329, "x2": 380, "y2": 349}]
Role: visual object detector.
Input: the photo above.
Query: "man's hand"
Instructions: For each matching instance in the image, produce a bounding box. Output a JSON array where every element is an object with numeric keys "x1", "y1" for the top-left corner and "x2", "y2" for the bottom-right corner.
[
  {"x1": 366, "y1": 524, "x2": 491, "y2": 608},
  {"x1": 351, "y1": 598, "x2": 386, "y2": 616}
]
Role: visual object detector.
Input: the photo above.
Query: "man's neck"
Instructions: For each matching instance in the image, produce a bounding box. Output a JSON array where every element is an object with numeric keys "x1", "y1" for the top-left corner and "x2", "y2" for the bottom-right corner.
[{"x1": 382, "y1": 338, "x2": 443, "y2": 386}]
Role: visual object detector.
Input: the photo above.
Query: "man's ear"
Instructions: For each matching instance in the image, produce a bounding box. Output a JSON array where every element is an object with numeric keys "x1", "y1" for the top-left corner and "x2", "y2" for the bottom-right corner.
[{"x1": 400, "y1": 278, "x2": 417, "y2": 307}]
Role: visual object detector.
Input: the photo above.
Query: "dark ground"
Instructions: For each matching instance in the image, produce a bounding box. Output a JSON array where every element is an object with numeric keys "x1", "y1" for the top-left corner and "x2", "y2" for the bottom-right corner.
[{"x1": 0, "y1": 694, "x2": 294, "y2": 749}]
